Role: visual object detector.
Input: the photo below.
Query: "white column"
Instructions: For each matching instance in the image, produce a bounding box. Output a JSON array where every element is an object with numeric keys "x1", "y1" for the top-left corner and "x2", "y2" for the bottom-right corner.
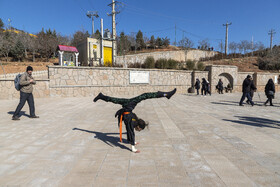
[
  {"x1": 58, "y1": 51, "x2": 64, "y2": 66},
  {"x1": 100, "y1": 18, "x2": 104, "y2": 66},
  {"x1": 75, "y1": 53, "x2": 79, "y2": 66}
]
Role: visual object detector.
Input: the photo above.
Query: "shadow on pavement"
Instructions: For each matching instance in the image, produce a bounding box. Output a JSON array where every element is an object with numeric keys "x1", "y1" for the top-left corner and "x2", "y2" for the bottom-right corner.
[
  {"x1": 7, "y1": 111, "x2": 29, "y2": 117},
  {"x1": 72, "y1": 128, "x2": 131, "y2": 151},
  {"x1": 223, "y1": 116, "x2": 280, "y2": 129},
  {"x1": 212, "y1": 100, "x2": 272, "y2": 107}
]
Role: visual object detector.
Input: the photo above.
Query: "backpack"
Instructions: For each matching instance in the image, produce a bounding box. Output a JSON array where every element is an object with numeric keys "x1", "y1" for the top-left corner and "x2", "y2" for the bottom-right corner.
[{"x1": 14, "y1": 74, "x2": 22, "y2": 91}]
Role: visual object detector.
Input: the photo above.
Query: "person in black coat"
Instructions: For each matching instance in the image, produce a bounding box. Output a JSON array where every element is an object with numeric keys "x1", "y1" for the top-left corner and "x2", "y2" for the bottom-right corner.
[
  {"x1": 264, "y1": 79, "x2": 275, "y2": 106},
  {"x1": 194, "y1": 78, "x2": 200, "y2": 95},
  {"x1": 201, "y1": 78, "x2": 207, "y2": 95},
  {"x1": 217, "y1": 79, "x2": 224, "y2": 94},
  {"x1": 239, "y1": 75, "x2": 254, "y2": 106},
  {"x1": 246, "y1": 80, "x2": 257, "y2": 104}
]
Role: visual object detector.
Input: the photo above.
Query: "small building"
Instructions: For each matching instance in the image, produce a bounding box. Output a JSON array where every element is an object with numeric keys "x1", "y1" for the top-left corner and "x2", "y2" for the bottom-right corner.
[
  {"x1": 77, "y1": 37, "x2": 112, "y2": 66},
  {"x1": 57, "y1": 45, "x2": 79, "y2": 66}
]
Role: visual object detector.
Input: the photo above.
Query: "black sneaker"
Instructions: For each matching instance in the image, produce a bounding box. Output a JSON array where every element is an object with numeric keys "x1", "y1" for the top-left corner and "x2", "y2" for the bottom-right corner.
[
  {"x1": 166, "y1": 88, "x2": 177, "y2": 99},
  {"x1": 12, "y1": 116, "x2": 20, "y2": 120},
  {"x1": 239, "y1": 104, "x2": 244, "y2": 106},
  {"x1": 30, "y1": 115, "x2": 39, "y2": 118},
  {"x1": 93, "y1": 93, "x2": 105, "y2": 102}
]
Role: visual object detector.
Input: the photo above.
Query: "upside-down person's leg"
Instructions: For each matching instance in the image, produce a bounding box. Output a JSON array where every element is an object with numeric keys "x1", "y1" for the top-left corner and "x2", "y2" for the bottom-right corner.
[
  {"x1": 93, "y1": 92, "x2": 129, "y2": 105},
  {"x1": 130, "y1": 88, "x2": 177, "y2": 104}
]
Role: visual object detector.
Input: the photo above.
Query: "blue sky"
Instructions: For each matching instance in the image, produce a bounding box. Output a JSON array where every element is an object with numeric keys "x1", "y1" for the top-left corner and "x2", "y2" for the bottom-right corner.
[{"x1": 0, "y1": 0, "x2": 279, "y2": 50}]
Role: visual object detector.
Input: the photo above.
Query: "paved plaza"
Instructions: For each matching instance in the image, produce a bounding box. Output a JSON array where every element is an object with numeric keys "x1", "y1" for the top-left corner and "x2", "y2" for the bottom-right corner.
[{"x1": 0, "y1": 92, "x2": 280, "y2": 187}]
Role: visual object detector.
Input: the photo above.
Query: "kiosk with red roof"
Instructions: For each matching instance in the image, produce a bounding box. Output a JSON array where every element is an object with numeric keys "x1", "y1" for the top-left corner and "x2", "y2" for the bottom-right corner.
[{"x1": 57, "y1": 45, "x2": 79, "y2": 66}]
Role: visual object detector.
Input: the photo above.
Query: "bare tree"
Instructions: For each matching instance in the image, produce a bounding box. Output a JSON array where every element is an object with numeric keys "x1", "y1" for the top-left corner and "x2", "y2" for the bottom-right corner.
[
  {"x1": 0, "y1": 31, "x2": 16, "y2": 62},
  {"x1": 240, "y1": 40, "x2": 251, "y2": 54},
  {"x1": 71, "y1": 30, "x2": 90, "y2": 47},
  {"x1": 219, "y1": 40, "x2": 224, "y2": 53},
  {"x1": 198, "y1": 39, "x2": 210, "y2": 50},
  {"x1": 229, "y1": 41, "x2": 237, "y2": 53},
  {"x1": 36, "y1": 29, "x2": 58, "y2": 61},
  {"x1": 127, "y1": 32, "x2": 136, "y2": 52},
  {"x1": 178, "y1": 37, "x2": 194, "y2": 49},
  {"x1": 255, "y1": 41, "x2": 265, "y2": 51}
]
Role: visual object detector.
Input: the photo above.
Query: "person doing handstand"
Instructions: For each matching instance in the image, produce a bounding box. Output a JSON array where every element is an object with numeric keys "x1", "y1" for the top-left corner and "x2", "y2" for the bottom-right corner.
[{"x1": 93, "y1": 88, "x2": 176, "y2": 153}]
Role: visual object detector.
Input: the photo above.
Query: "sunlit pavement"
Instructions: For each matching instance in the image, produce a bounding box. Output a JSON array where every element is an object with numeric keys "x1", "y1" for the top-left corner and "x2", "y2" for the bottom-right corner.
[{"x1": 0, "y1": 92, "x2": 280, "y2": 186}]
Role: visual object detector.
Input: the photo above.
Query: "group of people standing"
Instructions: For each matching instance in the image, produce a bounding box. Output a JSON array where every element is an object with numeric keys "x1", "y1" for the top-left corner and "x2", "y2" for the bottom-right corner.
[{"x1": 194, "y1": 78, "x2": 211, "y2": 96}]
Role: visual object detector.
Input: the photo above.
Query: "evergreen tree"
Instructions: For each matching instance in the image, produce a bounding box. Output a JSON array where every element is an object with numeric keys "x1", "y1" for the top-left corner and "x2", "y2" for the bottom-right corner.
[
  {"x1": 136, "y1": 30, "x2": 145, "y2": 50},
  {"x1": 155, "y1": 37, "x2": 163, "y2": 48},
  {"x1": 150, "y1": 35, "x2": 155, "y2": 49},
  {"x1": 94, "y1": 29, "x2": 101, "y2": 39},
  {"x1": 0, "y1": 18, "x2": 4, "y2": 30}
]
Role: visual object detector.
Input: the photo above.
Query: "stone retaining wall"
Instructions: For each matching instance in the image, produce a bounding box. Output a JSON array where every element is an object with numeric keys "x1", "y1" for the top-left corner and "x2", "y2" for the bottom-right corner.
[
  {"x1": 0, "y1": 80, "x2": 50, "y2": 100},
  {"x1": 116, "y1": 49, "x2": 218, "y2": 66},
  {"x1": 48, "y1": 66, "x2": 192, "y2": 98},
  {"x1": 0, "y1": 70, "x2": 48, "y2": 79},
  {"x1": 1, "y1": 65, "x2": 280, "y2": 100}
]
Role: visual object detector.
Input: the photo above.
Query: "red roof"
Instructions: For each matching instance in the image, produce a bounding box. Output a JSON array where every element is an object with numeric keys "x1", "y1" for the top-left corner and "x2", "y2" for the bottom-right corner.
[{"x1": 58, "y1": 45, "x2": 78, "y2": 53}]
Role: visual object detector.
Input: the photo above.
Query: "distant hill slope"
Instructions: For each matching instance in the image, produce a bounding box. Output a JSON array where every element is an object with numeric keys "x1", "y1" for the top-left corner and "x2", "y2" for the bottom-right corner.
[{"x1": 202, "y1": 57, "x2": 268, "y2": 72}]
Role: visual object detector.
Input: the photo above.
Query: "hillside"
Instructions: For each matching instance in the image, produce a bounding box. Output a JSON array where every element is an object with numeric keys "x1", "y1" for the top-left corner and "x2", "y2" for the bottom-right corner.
[{"x1": 202, "y1": 57, "x2": 267, "y2": 72}]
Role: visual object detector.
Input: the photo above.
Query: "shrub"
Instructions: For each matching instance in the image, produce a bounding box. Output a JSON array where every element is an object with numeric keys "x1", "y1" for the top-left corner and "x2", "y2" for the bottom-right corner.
[
  {"x1": 197, "y1": 61, "x2": 205, "y2": 71},
  {"x1": 143, "y1": 56, "x2": 155, "y2": 68},
  {"x1": 155, "y1": 58, "x2": 168, "y2": 69},
  {"x1": 167, "y1": 59, "x2": 179, "y2": 69},
  {"x1": 128, "y1": 62, "x2": 142, "y2": 68},
  {"x1": 186, "y1": 60, "x2": 195, "y2": 70}
]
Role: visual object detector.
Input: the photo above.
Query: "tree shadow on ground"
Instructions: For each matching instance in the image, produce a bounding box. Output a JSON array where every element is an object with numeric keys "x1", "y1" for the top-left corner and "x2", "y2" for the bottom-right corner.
[
  {"x1": 72, "y1": 128, "x2": 131, "y2": 151},
  {"x1": 223, "y1": 116, "x2": 280, "y2": 129},
  {"x1": 7, "y1": 111, "x2": 29, "y2": 117}
]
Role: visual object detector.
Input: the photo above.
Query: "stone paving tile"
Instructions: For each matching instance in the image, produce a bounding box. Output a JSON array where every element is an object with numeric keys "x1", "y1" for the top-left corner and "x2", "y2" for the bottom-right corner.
[{"x1": 0, "y1": 93, "x2": 280, "y2": 186}]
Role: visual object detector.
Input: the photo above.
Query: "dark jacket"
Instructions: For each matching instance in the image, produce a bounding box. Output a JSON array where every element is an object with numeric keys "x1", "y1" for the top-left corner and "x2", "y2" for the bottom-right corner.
[
  {"x1": 201, "y1": 79, "x2": 207, "y2": 90},
  {"x1": 194, "y1": 79, "x2": 200, "y2": 89},
  {"x1": 217, "y1": 80, "x2": 223, "y2": 90},
  {"x1": 265, "y1": 79, "x2": 275, "y2": 97},
  {"x1": 242, "y1": 78, "x2": 254, "y2": 93}
]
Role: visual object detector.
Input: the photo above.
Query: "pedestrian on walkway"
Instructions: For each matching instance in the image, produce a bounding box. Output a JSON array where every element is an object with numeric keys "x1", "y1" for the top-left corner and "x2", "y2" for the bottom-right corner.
[
  {"x1": 12, "y1": 66, "x2": 39, "y2": 120},
  {"x1": 264, "y1": 79, "x2": 275, "y2": 106},
  {"x1": 194, "y1": 78, "x2": 200, "y2": 95},
  {"x1": 239, "y1": 75, "x2": 254, "y2": 106},
  {"x1": 217, "y1": 79, "x2": 224, "y2": 94},
  {"x1": 246, "y1": 79, "x2": 257, "y2": 104},
  {"x1": 206, "y1": 79, "x2": 211, "y2": 96},
  {"x1": 93, "y1": 88, "x2": 176, "y2": 153},
  {"x1": 201, "y1": 78, "x2": 207, "y2": 95}
]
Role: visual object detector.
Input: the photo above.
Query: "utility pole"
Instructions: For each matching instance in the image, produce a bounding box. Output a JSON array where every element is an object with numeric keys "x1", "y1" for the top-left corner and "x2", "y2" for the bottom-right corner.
[
  {"x1": 8, "y1": 18, "x2": 11, "y2": 30},
  {"x1": 108, "y1": 0, "x2": 120, "y2": 65},
  {"x1": 251, "y1": 36, "x2": 254, "y2": 56},
  {"x1": 268, "y1": 29, "x2": 276, "y2": 51},
  {"x1": 223, "y1": 22, "x2": 232, "y2": 56},
  {"x1": 175, "y1": 24, "x2": 177, "y2": 46},
  {"x1": 86, "y1": 11, "x2": 99, "y2": 37}
]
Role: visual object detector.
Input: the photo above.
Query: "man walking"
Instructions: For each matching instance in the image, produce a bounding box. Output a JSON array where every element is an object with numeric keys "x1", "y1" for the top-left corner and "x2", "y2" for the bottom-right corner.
[
  {"x1": 217, "y1": 79, "x2": 224, "y2": 94},
  {"x1": 194, "y1": 78, "x2": 200, "y2": 95},
  {"x1": 239, "y1": 75, "x2": 254, "y2": 106},
  {"x1": 12, "y1": 66, "x2": 39, "y2": 120}
]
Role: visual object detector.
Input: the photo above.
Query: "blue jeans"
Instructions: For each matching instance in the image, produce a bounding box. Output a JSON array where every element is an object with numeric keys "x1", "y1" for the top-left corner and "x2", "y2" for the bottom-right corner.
[
  {"x1": 14, "y1": 91, "x2": 35, "y2": 117},
  {"x1": 239, "y1": 92, "x2": 254, "y2": 105}
]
